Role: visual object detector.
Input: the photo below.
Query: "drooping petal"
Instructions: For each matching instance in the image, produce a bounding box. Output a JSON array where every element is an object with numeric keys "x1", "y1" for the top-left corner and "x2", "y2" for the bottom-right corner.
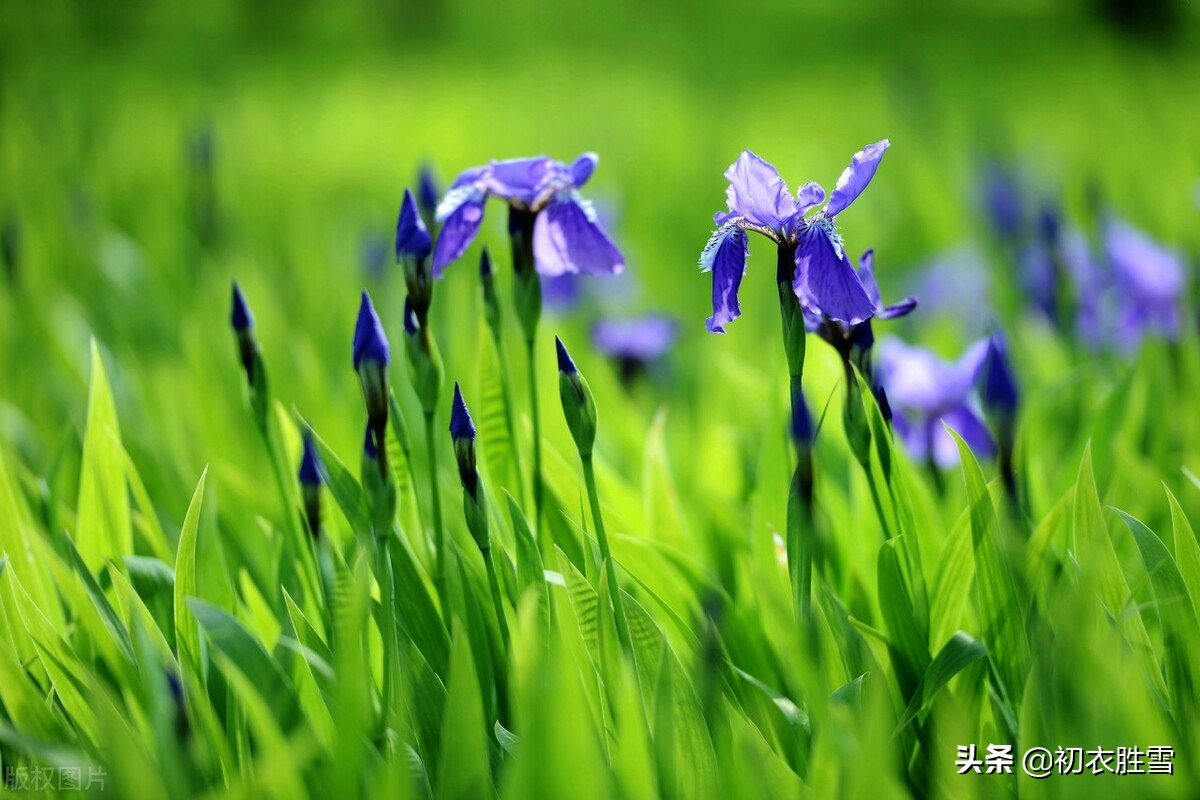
[
  {"x1": 823, "y1": 140, "x2": 890, "y2": 217},
  {"x1": 877, "y1": 297, "x2": 918, "y2": 320},
  {"x1": 792, "y1": 223, "x2": 877, "y2": 325},
  {"x1": 723, "y1": 150, "x2": 799, "y2": 230},
  {"x1": 571, "y1": 152, "x2": 599, "y2": 189},
  {"x1": 532, "y1": 194, "x2": 625, "y2": 277},
  {"x1": 796, "y1": 181, "x2": 826, "y2": 214},
  {"x1": 485, "y1": 156, "x2": 556, "y2": 205},
  {"x1": 699, "y1": 219, "x2": 749, "y2": 333},
  {"x1": 432, "y1": 192, "x2": 486, "y2": 277}
]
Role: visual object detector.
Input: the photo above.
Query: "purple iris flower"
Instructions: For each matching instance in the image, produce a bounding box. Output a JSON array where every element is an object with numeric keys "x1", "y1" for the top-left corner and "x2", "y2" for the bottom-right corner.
[
  {"x1": 699, "y1": 141, "x2": 891, "y2": 333},
  {"x1": 432, "y1": 153, "x2": 624, "y2": 278},
  {"x1": 417, "y1": 163, "x2": 440, "y2": 228},
  {"x1": 541, "y1": 273, "x2": 583, "y2": 312},
  {"x1": 877, "y1": 339, "x2": 995, "y2": 468},
  {"x1": 1103, "y1": 216, "x2": 1186, "y2": 343},
  {"x1": 807, "y1": 249, "x2": 916, "y2": 376},
  {"x1": 979, "y1": 159, "x2": 1025, "y2": 243},
  {"x1": 591, "y1": 315, "x2": 678, "y2": 363}
]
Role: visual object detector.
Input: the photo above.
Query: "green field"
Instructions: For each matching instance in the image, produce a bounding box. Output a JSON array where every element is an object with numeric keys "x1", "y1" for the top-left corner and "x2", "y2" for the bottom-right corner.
[{"x1": 2, "y1": 2, "x2": 1200, "y2": 798}]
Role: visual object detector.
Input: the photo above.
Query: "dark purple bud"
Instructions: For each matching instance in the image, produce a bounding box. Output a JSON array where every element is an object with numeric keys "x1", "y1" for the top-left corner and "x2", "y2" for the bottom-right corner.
[
  {"x1": 479, "y1": 247, "x2": 493, "y2": 278},
  {"x1": 449, "y1": 382, "x2": 476, "y2": 442},
  {"x1": 872, "y1": 379, "x2": 893, "y2": 425},
  {"x1": 363, "y1": 423, "x2": 379, "y2": 460},
  {"x1": 981, "y1": 332, "x2": 1019, "y2": 416},
  {"x1": 555, "y1": 336, "x2": 578, "y2": 375},
  {"x1": 298, "y1": 431, "x2": 323, "y2": 487},
  {"x1": 417, "y1": 163, "x2": 440, "y2": 223},
  {"x1": 790, "y1": 387, "x2": 814, "y2": 448},
  {"x1": 395, "y1": 188, "x2": 432, "y2": 262},
  {"x1": 353, "y1": 290, "x2": 390, "y2": 369},
  {"x1": 231, "y1": 281, "x2": 253, "y2": 332}
]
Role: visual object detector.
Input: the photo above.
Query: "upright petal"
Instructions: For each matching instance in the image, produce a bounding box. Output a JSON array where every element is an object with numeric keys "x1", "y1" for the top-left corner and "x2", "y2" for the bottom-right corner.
[
  {"x1": 432, "y1": 193, "x2": 486, "y2": 277},
  {"x1": 856, "y1": 249, "x2": 882, "y2": 307},
  {"x1": 824, "y1": 140, "x2": 890, "y2": 217},
  {"x1": 723, "y1": 150, "x2": 799, "y2": 230},
  {"x1": 571, "y1": 153, "x2": 599, "y2": 189},
  {"x1": 532, "y1": 194, "x2": 625, "y2": 277},
  {"x1": 796, "y1": 181, "x2": 826, "y2": 214},
  {"x1": 486, "y1": 156, "x2": 556, "y2": 205},
  {"x1": 793, "y1": 224, "x2": 877, "y2": 325},
  {"x1": 699, "y1": 219, "x2": 748, "y2": 333}
]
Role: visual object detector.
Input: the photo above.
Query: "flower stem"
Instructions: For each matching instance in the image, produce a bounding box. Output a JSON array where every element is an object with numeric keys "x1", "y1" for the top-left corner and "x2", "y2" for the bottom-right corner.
[
  {"x1": 374, "y1": 530, "x2": 397, "y2": 728},
  {"x1": 581, "y1": 454, "x2": 632, "y2": 650},
  {"x1": 482, "y1": 548, "x2": 511, "y2": 653},
  {"x1": 527, "y1": 335, "x2": 545, "y2": 545},
  {"x1": 424, "y1": 411, "x2": 448, "y2": 613}
]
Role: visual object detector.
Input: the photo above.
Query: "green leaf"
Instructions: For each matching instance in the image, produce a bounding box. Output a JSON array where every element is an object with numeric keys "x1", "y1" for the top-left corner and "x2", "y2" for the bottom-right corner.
[
  {"x1": 1166, "y1": 486, "x2": 1200, "y2": 619},
  {"x1": 76, "y1": 340, "x2": 132, "y2": 570},
  {"x1": 892, "y1": 631, "x2": 987, "y2": 736},
  {"x1": 437, "y1": 623, "x2": 494, "y2": 800},
  {"x1": 1071, "y1": 445, "x2": 1164, "y2": 697},
  {"x1": 387, "y1": 528, "x2": 450, "y2": 678},
  {"x1": 929, "y1": 510, "x2": 973, "y2": 648},
  {"x1": 505, "y1": 490, "x2": 548, "y2": 633},
  {"x1": 878, "y1": 536, "x2": 930, "y2": 697},
  {"x1": 187, "y1": 598, "x2": 298, "y2": 727},
  {"x1": 173, "y1": 469, "x2": 208, "y2": 682},
  {"x1": 950, "y1": 428, "x2": 1030, "y2": 706}
]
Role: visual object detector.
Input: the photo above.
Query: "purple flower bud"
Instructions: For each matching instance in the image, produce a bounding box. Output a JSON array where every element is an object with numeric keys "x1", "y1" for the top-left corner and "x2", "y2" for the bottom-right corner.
[
  {"x1": 479, "y1": 247, "x2": 493, "y2": 278},
  {"x1": 395, "y1": 188, "x2": 432, "y2": 262},
  {"x1": 449, "y1": 382, "x2": 476, "y2": 442},
  {"x1": 298, "y1": 431, "x2": 323, "y2": 487},
  {"x1": 402, "y1": 296, "x2": 418, "y2": 336},
  {"x1": 981, "y1": 332, "x2": 1019, "y2": 417},
  {"x1": 555, "y1": 336, "x2": 578, "y2": 375},
  {"x1": 353, "y1": 290, "x2": 390, "y2": 369},
  {"x1": 790, "y1": 387, "x2": 814, "y2": 448},
  {"x1": 417, "y1": 163, "x2": 440, "y2": 224},
  {"x1": 231, "y1": 281, "x2": 253, "y2": 332}
]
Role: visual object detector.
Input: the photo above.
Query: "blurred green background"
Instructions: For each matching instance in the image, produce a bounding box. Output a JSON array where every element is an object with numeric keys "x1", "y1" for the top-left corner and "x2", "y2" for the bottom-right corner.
[{"x1": 1, "y1": 0, "x2": 1199, "y2": 520}]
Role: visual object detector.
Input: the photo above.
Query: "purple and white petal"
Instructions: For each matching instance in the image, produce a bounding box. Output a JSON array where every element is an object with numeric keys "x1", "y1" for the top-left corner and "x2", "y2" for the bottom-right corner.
[
  {"x1": 699, "y1": 218, "x2": 749, "y2": 333},
  {"x1": 823, "y1": 140, "x2": 890, "y2": 217},
  {"x1": 792, "y1": 224, "x2": 877, "y2": 325},
  {"x1": 532, "y1": 194, "x2": 625, "y2": 277},
  {"x1": 432, "y1": 193, "x2": 486, "y2": 277},
  {"x1": 723, "y1": 150, "x2": 799, "y2": 230}
]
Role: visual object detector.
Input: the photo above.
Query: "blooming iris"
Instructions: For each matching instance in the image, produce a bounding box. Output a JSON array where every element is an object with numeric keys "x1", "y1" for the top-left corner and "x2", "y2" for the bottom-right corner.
[
  {"x1": 1103, "y1": 216, "x2": 1186, "y2": 343},
  {"x1": 877, "y1": 339, "x2": 995, "y2": 468},
  {"x1": 432, "y1": 154, "x2": 624, "y2": 277},
  {"x1": 699, "y1": 142, "x2": 891, "y2": 333}
]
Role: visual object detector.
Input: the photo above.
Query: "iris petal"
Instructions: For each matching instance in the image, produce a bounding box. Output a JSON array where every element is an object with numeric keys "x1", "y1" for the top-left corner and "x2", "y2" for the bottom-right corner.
[
  {"x1": 432, "y1": 193, "x2": 486, "y2": 277},
  {"x1": 532, "y1": 194, "x2": 625, "y2": 277},
  {"x1": 722, "y1": 150, "x2": 799, "y2": 230},
  {"x1": 824, "y1": 140, "x2": 890, "y2": 217},
  {"x1": 485, "y1": 156, "x2": 556, "y2": 205},
  {"x1": 571, "y1": 152, "x2": 599, "y2": 189},
  {"x1": 699, "y1": 219, "x2": 749, "y2": 333},
  {"x1": 792, "y1": 224, "x2": 877, "y2": 325}
]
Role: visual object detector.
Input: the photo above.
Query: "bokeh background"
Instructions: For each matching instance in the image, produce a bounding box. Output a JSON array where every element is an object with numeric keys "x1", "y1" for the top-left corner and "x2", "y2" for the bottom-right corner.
[{"x1": 1, "y1": 0, "x2": 1199, "y2": 525}]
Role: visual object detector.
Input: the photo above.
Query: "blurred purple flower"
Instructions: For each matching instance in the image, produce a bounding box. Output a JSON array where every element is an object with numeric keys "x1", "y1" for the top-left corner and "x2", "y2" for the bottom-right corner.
[
  {"x1": 541, "y1": 272, "x2": 583, "y2": 312},
  {"x1": 591, "y1": 315, "x2": 678, "y2": 364},
  {"x1": 417, "y1": 163, "x2": 440, "y2": 228},
  {"x1": 979, "y1": 158, "x2": 1025, "y2": 243},
  {"x1": 912, "y1": 245, "x2": 992, "y2": 328},
  {"x1": 433, "y1": 153, "x2": 624, "y2": 278},
  {"x1": 1104, "y1": 216, "x2": 1186, "y2": 343},
  {"x1": 877, "y1": 338, "x2": 994, "y2": 468},
  {"x1": 699, "y1": 142, "x2": 891, "y2": 332}
]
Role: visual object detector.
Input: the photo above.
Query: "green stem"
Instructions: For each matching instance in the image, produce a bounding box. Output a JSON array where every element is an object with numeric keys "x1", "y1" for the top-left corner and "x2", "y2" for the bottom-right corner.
[
  {"x1": 527, "y1": 335, "x2": 545, "y2": 546},
  {"x1": 261, "y1": 422, "x2": 322, "y2": 609},
  {"x1": 865, "y1": 468, "x2": 896, "y2": 540},
  {"x1": 489, "y1": 326, "x2": 527, "y2": 505},
  {"x1": 786, "y1": 462, "x2": 813, "y2": 620},
  {"x1": 424, "y1": 411, "x2": 448, "y2": 614},
  {"x1": 581, "y1": 455, "x2": 631, "y2": 650},
  {"x1": 483, "y1": 549, "x2": 511, "y2": 653},
  {"x1": 374, "y1": 531, "x2": 397, "y2": 729}
]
